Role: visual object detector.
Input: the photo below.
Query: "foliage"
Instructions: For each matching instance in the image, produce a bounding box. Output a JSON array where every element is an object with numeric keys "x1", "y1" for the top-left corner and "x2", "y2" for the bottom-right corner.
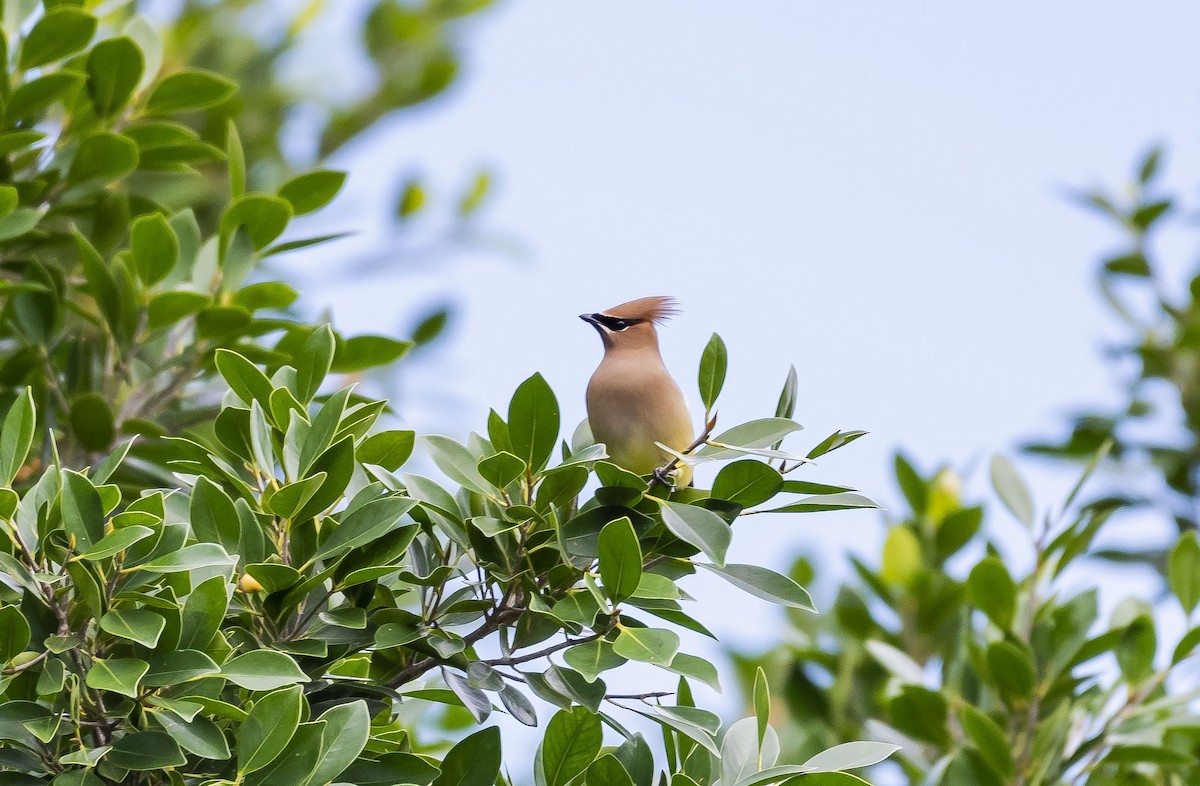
[
  {"x1": 0, "y1": 340, "x2": 900, "y2": 783},
  {"x1": 732, "y1": 450, "x2": 1200, "y2": 785},
  {"x1": 0, "y1": 2, "x2": 418, "y2": 490},
  {"x1": 1025, "y1": 146, "x2": 1199, "y2": 563}
]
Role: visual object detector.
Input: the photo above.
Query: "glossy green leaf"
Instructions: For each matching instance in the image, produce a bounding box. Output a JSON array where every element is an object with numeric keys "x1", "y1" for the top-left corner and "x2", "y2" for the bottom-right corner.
[
  {"x1": 712, "y1": 460, "x2": 783, "y2": 507},
  {"x1": 131, "y1": 213, "x2": 179, "y2": 286},
  {"x1": 100, "y1": 609, "x2": 165, "y2": 648},
  {"x1": 238, "y1": 684, "x2": 303, "y2": 775},
  {"x1": 508, "y1": 372, "x2": 560, "y2": 471},
  {"x1": 107, "y1": 731, "x2": 186, "y2": 771},
  {"x1": 67, "y1": 132, "x2": 138, "y2": 185},
  {"x1": 87, "y1": 36, "x2": 143, "y2": 116},
  {"x1": 598, "y1": 516, "x2": 642, "y2": 603},
  {"x1": 432, "y1": 726, "x2": 501, "y2": 786},
  {"x1": 0, "y1": 605, "x2": 30, "y2": 664},
  {"x1": 698, "y1": 332, "x2": 727, "y2": 412},
  {"x1": 146, "y1": 69, "x2": 237, "y2": 113},
  {"x1": 153, "y1": 711, "x2": 231, "y2": 760},
  {"x1": 698, "y1": 563, "x2": 815, "y2": 611},
  {"x1": 659, "y1": 500, "x2": 730, "y2": 566},
  {"x1": 541, "y1": 707, "x2": 603, "y2": 786},
  {"x1": 0, "y1": 388, "x2": 35, "y2": 486},
  {"x1": 86, "y1": 658, "x2": 149, "y2": 698},
  {"x1": 613, "y1": 626, "x2": 679, "y2": 666},
  {"x1": 278, "y1": 170, "x2": 347, "y2": 215},
  {"x1": 19, "y1": 7, "x2": 96, "y2": 69}
]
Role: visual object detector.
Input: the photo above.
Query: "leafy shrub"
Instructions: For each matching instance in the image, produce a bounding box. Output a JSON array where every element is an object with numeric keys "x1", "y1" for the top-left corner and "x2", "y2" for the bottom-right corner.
[
  {"x1": 0, "y1": 2, "x2": 408, "y2": 488},
  {"x1": 736, "y1": 451, "x2": 1200, "y2": 785},
  {"x1": 1, "y1": 346, "x2": 897, "y2": 783}
]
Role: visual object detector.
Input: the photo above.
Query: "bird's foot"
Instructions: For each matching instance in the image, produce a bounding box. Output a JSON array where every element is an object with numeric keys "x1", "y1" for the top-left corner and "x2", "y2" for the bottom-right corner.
[{"x1": 651, "y1": 466, "x2": 676, "y2": 489}]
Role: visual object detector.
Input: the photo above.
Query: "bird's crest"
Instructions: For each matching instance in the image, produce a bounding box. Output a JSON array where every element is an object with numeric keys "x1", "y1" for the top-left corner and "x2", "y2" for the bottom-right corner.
[{"x1": 602, "y1": 296, "x2": 679, "y2": 325}]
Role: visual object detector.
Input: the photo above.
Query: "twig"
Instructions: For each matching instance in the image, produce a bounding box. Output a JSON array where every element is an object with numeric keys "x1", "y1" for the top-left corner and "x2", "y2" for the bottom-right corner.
[{"x1": 648, "y1": 412, "x2": 718, "y2": 489}]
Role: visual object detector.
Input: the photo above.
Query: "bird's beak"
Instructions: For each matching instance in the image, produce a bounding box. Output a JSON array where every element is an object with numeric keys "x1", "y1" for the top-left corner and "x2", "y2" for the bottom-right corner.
[{"x1": 579, "y1": 313, "x2": 601, "y2": 328}]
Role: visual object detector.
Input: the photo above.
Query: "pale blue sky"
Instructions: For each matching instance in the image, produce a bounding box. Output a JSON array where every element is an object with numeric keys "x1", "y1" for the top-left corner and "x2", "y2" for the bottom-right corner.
[{"x1": 276, "y1": 0, "x2": 1200, "y2": 757}]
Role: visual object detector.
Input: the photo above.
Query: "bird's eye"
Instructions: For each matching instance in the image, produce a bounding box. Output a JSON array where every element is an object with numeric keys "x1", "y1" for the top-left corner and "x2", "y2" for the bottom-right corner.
[{"x1": 596, "y1": 315, "x2": 632, "y2": 331}]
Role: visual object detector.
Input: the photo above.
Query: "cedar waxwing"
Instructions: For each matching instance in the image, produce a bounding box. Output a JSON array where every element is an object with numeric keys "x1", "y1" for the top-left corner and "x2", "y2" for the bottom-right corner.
[{"x1": 581, "y1": 296, "x2": 694, "y2": 487}]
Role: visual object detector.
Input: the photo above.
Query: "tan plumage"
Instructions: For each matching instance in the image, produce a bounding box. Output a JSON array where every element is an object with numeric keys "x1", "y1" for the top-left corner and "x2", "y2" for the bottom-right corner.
[{"x1": 581, "y1": 296, "x2": 694, "y2": 487}]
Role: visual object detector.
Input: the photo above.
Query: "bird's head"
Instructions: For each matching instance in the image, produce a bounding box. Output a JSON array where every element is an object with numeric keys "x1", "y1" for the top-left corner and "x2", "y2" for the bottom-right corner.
[{"x1": 580, "y1": 296, "x2": 678, "y2": 352}]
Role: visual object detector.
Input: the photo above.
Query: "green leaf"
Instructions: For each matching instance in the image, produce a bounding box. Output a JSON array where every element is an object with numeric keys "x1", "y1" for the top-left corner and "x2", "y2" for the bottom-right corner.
[
  {"x1": 1117, "y1": 616, "x2": 1156, "y2": 686},
  {"x1": 245, "y1": 720, "x2": 326, "y2": 786},
  {"x1": 959, "y1": 705, "x2": 1013, "y2": 776},
  {"x1": 967, "y1": 557, "x2": 1016, "y2": 630},
  {"x1": 989, "y1": 454, "x2": 1034, "y2": 528},
  {"x1": 106, "y1": 730, "x2": 186, "y2": 771},
  {"x1": 801, "y1": 741, "x2": 900, "y2": 773},
  {"x1": 152, "y1": 711, "x2": 231, "y2": 760},
  {"x1": 774, "y1": 365, "x2": 798, "y2": 420},
  {"x1": 215, "y1": 349, "x2": 274, "y2": 410},
  {"x1": 80, "y1": 525, "x2": 154, "y2": 561},
  {"x1": 541, "y1": 707, "x2": 603, "y2": 786},
  {"x1": 19, "y1": 7, "x2": 96, "y2": 69},
  {"x1": 598, "y1": 516, "x2": 642, "y2": 603},
  {"x1": 432, "y1": 726, "x2": 502, "y2": 786},
  {"x1": 1169, "y1": 531, "x2": 1200, "y2": 614},
  {"x1": 711, "y1": 460, "x2": 783, "y2": 507},
  {"x1": 0, "y1": 207, "x2": 41, "y2": 241},
  {"x1": 478, "y1": 450, "x2": 525, "y2": 488},
  {"x1": 313, "y1": 497, "x2": 417, "y2": 563},
  {"x1": 753, "y1": 667, "x2": 770, "y2": 751},
  {"x1": 278, "y1": 170, "x2": 347, "y2": 215},
  {"x1": 587, "y1": 754, "x2": 635, "y2": 786},
  {"x1": 143, "y1": 649, "x2": 220, "y2": 686},
  {"x1": 133, "y1": 543, "x2": 234, "y2": 574},
  {"x1": 87, "y1": 36, "x2": 143, "y2": 116},
  {"x1": 0, "y1": 605, "x2": 30, "y2": 664},
  {"x1": 697, "y1": 418, "x2": 803, "y2": 459},
  {"x1": 220, "y1": 194, "x2": 292, "y2": 252},
  {"x1": 67, "y1": 132, "x2": 138, "y2": 185},
  {"x1": 221, "y1": 650, "x2": 309, "y2": 691},
  {"x1": 100, "y1": 609, "x2": 165, "y2": 648},
  {"x1": 306, "y1": 701, "x2": 369, "y2": 785},
  {"x1": 295, "y1": 324, "x2": 335, "y2": 403},
  {"x1": 69, "y1": 393, "x2": 115, "y2": 452},
  {"x1": 563, "y1": 639, "x2": 627, "y2": 682},
  {"x1": 7, "y1": 71, "x2": 84, "y2": 122},
  {"x1": 424, "y1": 435, "x2": 494, "y2": 495},
  {"x1": 761, "y1": 492, "x2": 879, "y2": 514},
  {"x1": 986, "y1": 641, "x2": 1035, "y2": 700},
  {"x1": 86, "y1": 658, "x2": 149, "y2": 698},
  {"x1": 508, "y1": 373, "x2": 560, "y2": 471},
  {"x1": 148, "y1": 290, "x2": 210, "y2": 329},
  {"x1": 698, "y1": 563, "x2": 815, "y2": 612},
  {"x1": 659, "y1": 500, "x2": 731, "y2": 566},
  {"x1": 190, "y1": 475, "x2": 241, "y2": 553},
  {"x1": 267, "y1": 473, "x2": 326, "y2": 519},
  {"x1": 698, "y1": 332, "x2": 727, "y2": 413},
  {"x1": 227, "y1": 119, "x2": 246, "y2": 198},
  {"x1": 130, "y1": 213, "x2": 179, "y2": 286},
  {"x1": 613, "y1": 626, "x2": 679, "y2": 666},
  {"x1": 61, "y1": 469, "x2": 105, "y2": 550},
  {"x1": 238, "y1": 684, "x2": 303, "y2": 775},
  {"x1": 0, "y1": 387, "x2": 35, "y2": 486},
  {"x1": 146, "y1": 69, "x2": 237, "y2": 113},
  {"x1": 331, "y1": 334, "x2": 412, "y2": 373}
]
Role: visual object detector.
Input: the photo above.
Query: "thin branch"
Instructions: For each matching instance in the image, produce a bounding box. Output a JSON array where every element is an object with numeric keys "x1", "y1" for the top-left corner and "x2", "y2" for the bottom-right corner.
[{"x1": 648, "y1": 412, "x2": 718, "y2": 489}]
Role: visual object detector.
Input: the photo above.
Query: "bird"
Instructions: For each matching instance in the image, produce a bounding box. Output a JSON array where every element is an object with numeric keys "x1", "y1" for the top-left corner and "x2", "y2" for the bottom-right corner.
[{"x1": 580, "y1": 296, "x2": 695, "y2": 487}]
